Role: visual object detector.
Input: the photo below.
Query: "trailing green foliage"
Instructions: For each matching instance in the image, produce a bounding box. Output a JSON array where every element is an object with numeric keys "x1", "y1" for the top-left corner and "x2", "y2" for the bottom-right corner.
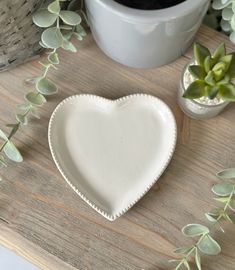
[
  {"x1": 0, "y1": 0, "x2": 86, "y2": 168},
  {"x1": 183, "y1": 42, "x2": 235, "y2": 101},
  {"x1": 170, "y1": 168, "x2": 235, "y2": 270},
  {"x1": 212, "y1": 0, "x2": 235, "y2": 43}
]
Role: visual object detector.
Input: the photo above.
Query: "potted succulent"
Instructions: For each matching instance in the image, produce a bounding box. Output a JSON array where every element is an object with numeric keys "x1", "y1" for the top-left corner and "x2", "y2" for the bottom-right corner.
[
  {"x1": 85, "y1": 0, "x2": 210, "y2": 68},
  {"x1": 178, "y1": 42, "x2": 235, "y2": 119}
]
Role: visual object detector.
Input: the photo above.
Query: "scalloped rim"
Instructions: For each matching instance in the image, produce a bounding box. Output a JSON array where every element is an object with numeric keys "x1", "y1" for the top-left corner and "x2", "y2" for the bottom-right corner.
[{"x1": 48, "y1": 94, "x2": 177, "y2": 221}]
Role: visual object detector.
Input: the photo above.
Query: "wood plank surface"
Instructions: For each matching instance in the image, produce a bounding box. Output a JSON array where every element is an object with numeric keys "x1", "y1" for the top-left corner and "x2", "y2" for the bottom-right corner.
[{"x1": 0, "y1": 25, "x2": 235, "y2": 270}]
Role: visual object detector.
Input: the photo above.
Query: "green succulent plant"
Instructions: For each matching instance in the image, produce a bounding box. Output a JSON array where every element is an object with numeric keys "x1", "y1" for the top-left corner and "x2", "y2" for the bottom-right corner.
[{"x1": 183, "y1": 42, "x2": 235, "y2": 101}]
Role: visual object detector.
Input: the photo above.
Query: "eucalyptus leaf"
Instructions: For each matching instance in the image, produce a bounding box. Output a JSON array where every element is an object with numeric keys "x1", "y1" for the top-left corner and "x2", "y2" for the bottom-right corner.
[
  {"x1": 39, "y1": 40, "x2": 49, "y2": 48},
  {"x1": 214, "y1": 196, "x2": 230, "y2": 203},
  {"x1": 212, "y1": 182, "x2": 235, "y2": 196},
  {"x1": 36, "y1": 77, "x2": 58, "y2": 95},
  {"x1": 30, "y1": 107, "x2": 40, "y2": 119},
  {"x1": 73, "y1": 32, "x2": 83, "y2": 41},
  {"x1": 0, "y1": 129, "x2": 8, "y2": 141},
  {"x1": 59, "y1": 10, "x2": 81, "y2": 25},
  {"x1": 195, "y1": 248, "x2": 201, "y2": 270},
  {"x1": 208, "y1": 208, "x2": 222, "y2": 216},
  {"x1": 197, "y1": 235, "x2": 221, "y2": 255},
  {"x1": 62, "y1": 39, "x2": 77, "y2": 52},
  {"x1": 33, "y1": 9, "x2": 58, "y2": 27},
  {"x1": 41, "y1": 27, "x2": 63, "y2": 49},
  {"x1": 75, "y1": 24, "x2": 87, "y2": 37},
  {"x1": 205, "y1": 213, "x2": 217, "y2": 223},
  {"x1": 68, "y1": 0, "x2": 81, "y2": 11},
  {"x1": 17, "y1": 103, "x2": 31, "y2": 111},
  {"x1": 25, "y1": 92, "x2": 47, "y2": 106},
  {"x1": 25, "y1": 77, "x2": 40, "y2": 86},
  {"x1": 16, "y1": 114, "x2": 28, "y2": 125},
  {"x1": 182, "y1": 224, "x2": 209, "y2": 237},
  {"x1": 48, "y1": 0, "x2": 60, "y2": 14},
  {"x1": 3, "y1": 141, "x2": 23, "y2": 162},
  {"x1": 217, "y1": 168, "x2": 235, "y2": 179},
  {"x1": 48, "y1": 52, "x2": 59, "y2": 64}
]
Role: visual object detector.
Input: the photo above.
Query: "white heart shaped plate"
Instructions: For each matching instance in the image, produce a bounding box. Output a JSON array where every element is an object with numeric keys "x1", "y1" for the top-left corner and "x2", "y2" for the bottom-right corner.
[{"x1": 48, "y1": 94, "x2": 177, "y2": 221}]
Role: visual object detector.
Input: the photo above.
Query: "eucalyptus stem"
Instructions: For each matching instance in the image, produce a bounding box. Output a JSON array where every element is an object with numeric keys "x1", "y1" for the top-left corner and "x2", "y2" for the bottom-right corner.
[
  {"x1": 0, "y1": 0, "x2": 86, "y2": 168},
  {"x1": 171, "y1": 171, "x2": 235, "y2": 270}
]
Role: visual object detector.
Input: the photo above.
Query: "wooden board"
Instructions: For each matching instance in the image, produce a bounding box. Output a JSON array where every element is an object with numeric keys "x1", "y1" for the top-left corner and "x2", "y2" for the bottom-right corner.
[{"x1": 0, "y1": 25, "x2": 235, "y2": 270}]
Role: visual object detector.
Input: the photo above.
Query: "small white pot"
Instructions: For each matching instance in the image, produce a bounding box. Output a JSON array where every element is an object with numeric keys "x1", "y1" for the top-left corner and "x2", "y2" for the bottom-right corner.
[{"x1": 85, "y1": 0, "x2": 210, "y2": 68}]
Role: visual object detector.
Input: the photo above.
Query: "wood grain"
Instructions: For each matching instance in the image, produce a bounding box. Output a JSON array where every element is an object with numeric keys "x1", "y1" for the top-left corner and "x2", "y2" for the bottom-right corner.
[{"x1": 0, "y1": 25, "x2": 235, "y2": 270}]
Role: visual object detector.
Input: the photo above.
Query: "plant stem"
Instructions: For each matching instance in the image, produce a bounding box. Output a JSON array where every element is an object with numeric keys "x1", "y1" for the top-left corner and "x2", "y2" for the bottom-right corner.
[{"x1": 174, "y1": 188, "x2": 235, "y2": 269}]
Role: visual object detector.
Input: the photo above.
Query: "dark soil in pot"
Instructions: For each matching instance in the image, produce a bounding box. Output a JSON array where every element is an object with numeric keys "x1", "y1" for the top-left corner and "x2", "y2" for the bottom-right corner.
[{"x1": 114, "y1": 0, "x2": 186, "y2": 10}]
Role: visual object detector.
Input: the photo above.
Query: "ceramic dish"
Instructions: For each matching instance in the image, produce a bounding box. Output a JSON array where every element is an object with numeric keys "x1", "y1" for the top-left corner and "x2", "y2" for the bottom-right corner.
[{"x1": 48, "y1": 94, "x2": 177, "y2": 221}]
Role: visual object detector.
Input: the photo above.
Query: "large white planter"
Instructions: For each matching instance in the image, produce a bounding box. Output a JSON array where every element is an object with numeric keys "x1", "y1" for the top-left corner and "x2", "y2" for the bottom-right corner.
[{"x1": 85, "y1": 0, "x2": 210, "y2": 68}]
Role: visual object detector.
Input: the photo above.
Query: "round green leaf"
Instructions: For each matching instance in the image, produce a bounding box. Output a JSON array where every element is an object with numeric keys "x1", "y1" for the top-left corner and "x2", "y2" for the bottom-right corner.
[
  {"x1": 222, "y1": 7, "x2": 233, "y2": 21},
  {"x1": 197, "y1": 235, "x2": 221, "y2": 255},
  {"x1": 205, "y1": 213, "x2": 217, "y2": 223},
  {"x1": 182, "y1": 224, "x2": 209, "y2": 237},
  {"x1": 0, "y1": 129, "x2": 8, "y2": 141},
  {"x1": 59, "y1": 11, "x2": 81, "y2": 25},
  {"x1": 39, "y1": 40, "x2": 49, "y2": 48},
  {"x1": 36, "y1": 77, "x2": 58, "y2": 95},
  {"x1": 16, "y1": 114, "x2": 28, "y2": 125},
  {"x1": 3, "y1": 141, "x2": 23, "y2": 163},
  {"x1": 41, "y1": 27, "x2": 63, "y2": 49},
  {"x1": 73, "y1": 32, "x2": 83, "y2": 41},
  {"x1": 76, "y1": 24, "x2": 87, "y2": 37},
  {"x1": 48, "y1": 52, "x2": 59, "y2": 65},
  {"x1": 25, "y1": 92, "x2": 46, "y2": 106},
  {"x1": 217, "y1": 168, "x2": 235, "y2": 179},
  {"x1": 25, "y1": 77, "x2": 40, "y2": 86},
  {"x1": 62, "y1": 38, "x2": 77, "y2": 52},
  {"x1": 33, "y1": 9, "x2": 58, "y2": 27},
  {"x1": 30, "y1": 107, "x2": 40, "y2": 119},
  {"x1": 48, "y1": 0, "x2": 60, "y2": 14},
  {"x1": 17, "y1": 103, "x2": 31, "y2": 111},
  {"x1": 212, "y1": 182, "x2": 234, "y2": 196}
]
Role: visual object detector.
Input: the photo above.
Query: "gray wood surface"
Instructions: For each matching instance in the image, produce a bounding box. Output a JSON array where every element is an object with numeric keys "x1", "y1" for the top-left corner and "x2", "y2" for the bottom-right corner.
[{"x1": 0, "y1": 25, "x2": 235, "y2": 270}]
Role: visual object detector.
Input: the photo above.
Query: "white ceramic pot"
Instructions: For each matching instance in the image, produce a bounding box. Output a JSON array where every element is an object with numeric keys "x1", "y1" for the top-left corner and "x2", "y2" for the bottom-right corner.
[{"x1": 85, "y1": 0, "x2": 210, "y2": 68}]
